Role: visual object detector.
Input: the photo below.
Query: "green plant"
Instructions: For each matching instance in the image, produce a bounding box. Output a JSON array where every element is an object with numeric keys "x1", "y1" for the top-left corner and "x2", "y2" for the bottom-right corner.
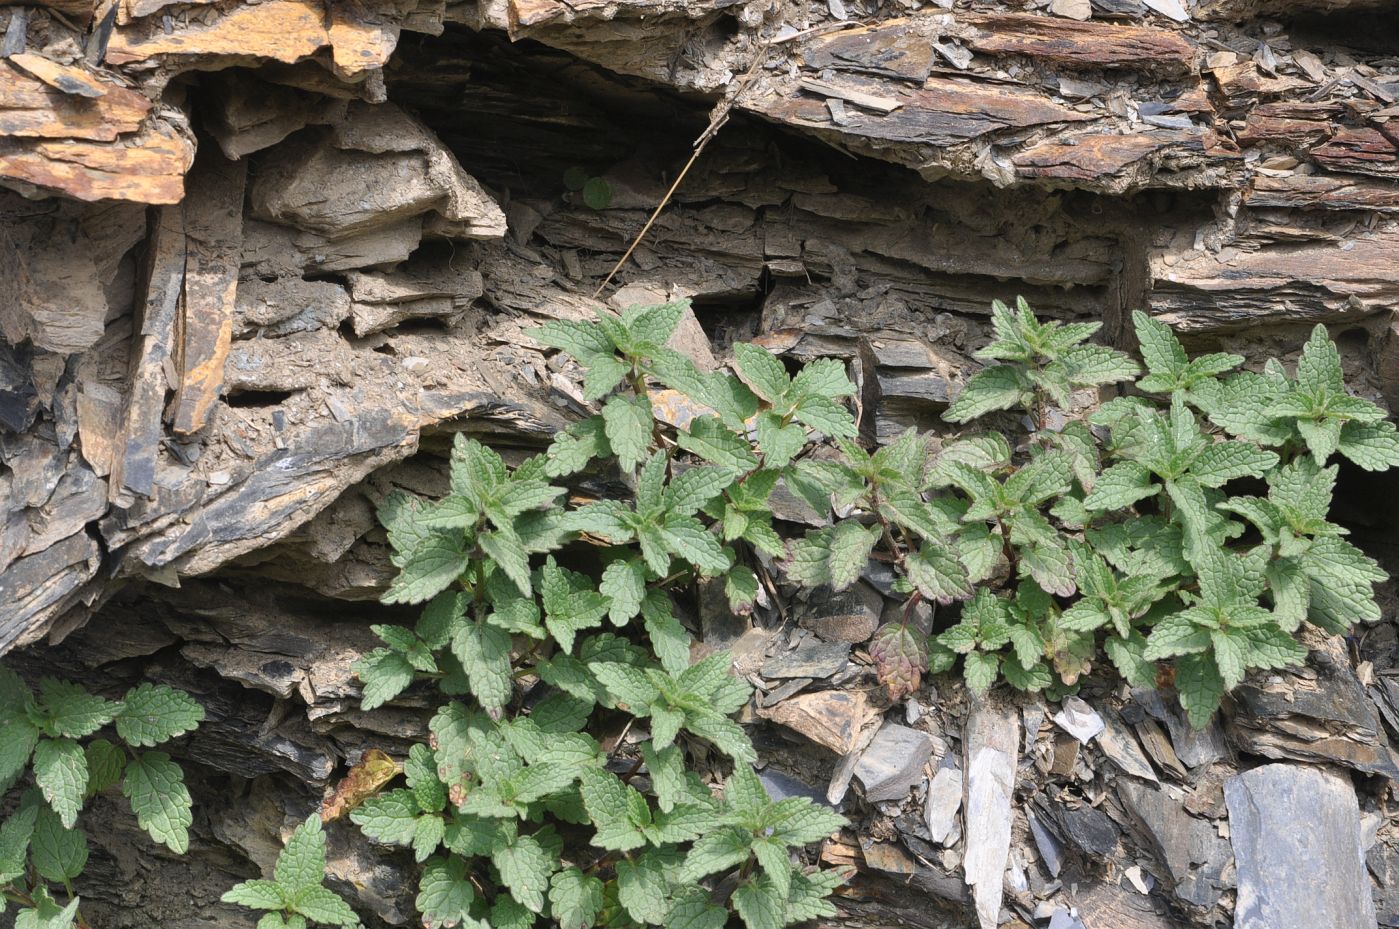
[
  {"x1": 799, "y1": 299, "x2": 1397, "y2": 726},
  {"x1": 350, "y1": 299, "x2": 850, "y2": 929},
  {"x1": 222, "y1": 814, "x2": 361, "y2": 929},
  {"x1": 0, "y1": 668, "x2": 204, "y2": 928}
]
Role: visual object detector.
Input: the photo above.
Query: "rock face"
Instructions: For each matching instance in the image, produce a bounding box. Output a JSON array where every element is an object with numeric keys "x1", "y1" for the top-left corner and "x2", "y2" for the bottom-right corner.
[
  {"x1": 1, "y1": 1, "x2": 1399, "y2": 928},
  {"x1": 1225, "y1": 764, "x2": 1377, "y2": 929}
]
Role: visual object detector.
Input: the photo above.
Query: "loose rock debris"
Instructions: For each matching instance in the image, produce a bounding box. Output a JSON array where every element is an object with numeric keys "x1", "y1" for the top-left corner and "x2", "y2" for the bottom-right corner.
[{"x1": 1, "y1": 0, "x2": 1398, "y2": 927}]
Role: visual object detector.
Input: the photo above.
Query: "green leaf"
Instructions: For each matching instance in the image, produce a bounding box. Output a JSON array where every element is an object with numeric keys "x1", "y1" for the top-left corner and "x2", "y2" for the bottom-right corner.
[
  {"x1": 1296, "y1": 323, "x2": 1344, "y2": 395},
  {"x1": 276, "y1": 814, "x2": 330, "y2": 896},
  {"x1": 680, "y1": 825, "x2": 752, "y2": 881},
  {"x1": 963, "y1": 651, "x2": 999, "y2": 696},
  {"x1": 0, "y1": 805, "x2": 36, "y2": 883},
  {"x1": 725, "y1": 565, "x2": 759, "y2": 612},
  {"x1": 0, "y1": 716, "x2": 38, "y2": 789},
  {"x1": 37, "y1": 678, "x2": 120, "y2": 739},
  {"x1": 531, "y1": 318, "x2": 615, "y2": 360},
  {"x1": 351, "y1": 789, "x2": 421, "y2": 845},
  {"x1": 616, "y1": 853, "x2": 671, "y2": 925},
  {"x1": 1143, "y1": 615, "x2": 1211, "y2": 660},
  {"x1": 33, "y1": 738, "x2": 87, "y2": 829},
  {"x1": 677, "y1": 417, "x2": 760, "y2": 472},
  {"x1": 791, "y1": 395, "x2": 856, "y2": 438},
  {"x1": 13, "y1": 889, "x2": 81, "y2": 929},
  {"x1": 579, "y1": 768, "x2": 648, "y2": 851},
  {"x1": 546, "y1": 416, "x2": 611, "y2": 477},
  {"x1": 493, "y1": 833, "x2": 556, "y2": 913},
  {"x1": 789, "y1": 358, "x2": 854, "y2": 401},
  {"x1": 1211, "y1": 630, "x2": 1248, "y2": 690},
  {"x1": 452, "y1": 622, "x2": 514, "y2": 718},
  {"x1": 354, "y1": 649, "x2": 417, "y2": 711},
  {"x1": 785, "y1": 521, "x2": 878, "y2": 592},
  {"x1": 1338, "y1": 419, "x2": 1399, "y2": 471},
  {"x1": 550, "y1": 867, "x2": 604, "y2": 929},
  {"x1": 1174, "y1": 652, "x2": 1225, "y2": 729},
  {"x1": 1062, "y1": 344, "x2": 1140, "y2": 386},
  {"x1": 481, "y1": 529, "x2": 533, "y2": 598},
  {"x1": 221, "y1": 879, "x2": 287, "y2": 911},
  {"x1": 1083, "y1": 461, "x2": 1157, "y2": 511},
  {"x1": 1188, "y1": 442, "x2": 1279, "y2": 487},
  {"x1": 383, "y1": 534, "x2": 470, "y2": 605},
  {"x1": 943, "y1": 365, "x2": 1030, "y2": 423},
  {"x1": 123, "y1": 751, "x2": 193, "y2": 854},
  {"x1": 732, "y1": 875, "x2": 785, "y2": 929},
  {"x1": 667, "y1": 890, "x2": 730, "y2": 929},
  {"x1": 290, "y1": 885, "x2": 360, "y2": 928},
  {"x1": 30, "y1": 804, "x2": 86, "y2": 882},
  {"x1": 1133, "y1": 311, "x2": 1186, "y2": 378},
  {"x1": 754, "y1": 412, "x2": 806, "y2": 468},
  {"x1": 666, "y1": 465, "x2": 737, "y2": 517},
  {"x1": 660, "y1": 515, "x2": 731, "y2": 575},
  {"x1": 540, "y1": 558, "x2": 611, "y2": 652},
  {"x1": 416, "y1": 856, "x2": 478, "y2": 929},
  {"x1": 599, "y1": 559, "x2": 647, "y2": 626},
  {"x1": 767, "y1": 800, "x2": 845, "y2": 847},
  {"x1": 115, "y1": 683, "x2": 203, "y2": 748},
  {"x1": 641, "y1": 591, "x2": 692, "y2": 675},
  {"x1": 732, "y1": 343, "x2": 790, "y2": 403},
  {"x1": 602, "y1": 395, "x2": 654, "y2": 472}
]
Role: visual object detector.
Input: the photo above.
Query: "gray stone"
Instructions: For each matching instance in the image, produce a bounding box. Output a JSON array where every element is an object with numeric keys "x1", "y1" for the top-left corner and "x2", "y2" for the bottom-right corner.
[
  {"x1": 854, "y1": 722, "x2": 937, "y2": 802},
  {"x1": 1227, "y1": 763, "x2": 1376, "y2": 929},
  {"x1": 1227, "y1": 646, "x2": 1399, "y2": 779},
  {"x1": 1054, "y1": 696, "x2": 1105, "y2": 743},
  {"x1": 963, "y1": 697, "x2": 1018, "y2": 929},
  {"x1": 1367, "y1": 840, "x2": 1399, "y2": 928},
  {"x1": 924, "y1": 758, "x2": 963, "y2": 845},
  {"x1": 1133, "y1": 687, "x2": 1228, "y2": 769},
  {"x1": 757, "y1": 768, "x2": 832, "y2": 808},
  {"x1": 762, "y1": 636, "x2": 850, "y2": 679},
  {"x1": 1036, "y1": 796, "x2": 1119, "y2": 858},
  {"x1": 1028, "y1": 809, "x2": 1065, "y2": 878},
  {"x1": 1097, "y1": 709, "x2": 1159, "y2": 783},
  {"x1": 796, "y1": 582, "x2": 882, "y2": 644},
  {"x1": 1117, "y1": 780, "x2": 1230, "y2": 908}
]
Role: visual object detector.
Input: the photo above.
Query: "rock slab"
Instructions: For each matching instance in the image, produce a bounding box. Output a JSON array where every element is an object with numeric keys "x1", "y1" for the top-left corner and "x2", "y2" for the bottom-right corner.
[{"x1": 1225, "y1": 763, "x2": 1377, "y2": 929}]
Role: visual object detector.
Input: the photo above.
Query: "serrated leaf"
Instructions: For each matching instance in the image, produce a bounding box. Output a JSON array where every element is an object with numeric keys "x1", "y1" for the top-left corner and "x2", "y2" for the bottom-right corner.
[
  {"x1": 868, "y1": 623, "x2": 928, "y2": 701},
  {"x1": 1062, "y1": 344, "x2": 1140, "y2": 386},
  {"x1": 1083, "y1": 461, "x2": 1157, "y2": 511},
  {"x1": 785, "y1": 521, "x2": 878, "y2": 592},
  {"x1": 602, "y1": 395, "x2": 654, "y2": 472},
  {"x1": 1338, "y1": 419, "x2": 1399, "y2": 471},
  {"x1": 276, "y1": 814, "x2": 329, "y2": 896},
  {"x1": 1188, "y1": 442, "x2": 1279, "y2": 487},
  {"x1": 789, "y1": 358, "x2": 854, "y2": 401},
  {"x1": 494, "y1": 834, "x2": 556, "y2": 913},
  {"x1": 383, "y1": 534, "x2": 470, "y2": 605},
  {"x1": 943, "y1": 365, "x2": 1029, "y2": 423},
  {"x1": 617, "y1": 853, "x2": 670, "y2": 925},
  {"x1": 792, "y1": 395, "x2": 856, "y2": 438},
  {"x1": 37, "y1": 678, "x2": 120, "y2": 740},
  {"x1": 641, "y1": 591, "x2": 691, "y2": 675},
  {"x1": 115, "y1": 683, "x2": 203, "y2": 748},
  {"x1": 30, "y1": 804, "x2": 86, "y2": 882},
  {"x1": 677, "y1": 416, "x2": 761, "y2": 471},
  {"x1": 733, "y1": 343, "x2": 790, "y2": 403},
  {"x1": 962, "y1": 651, "x2": 999, "y2": 695},
  {"x1": 452, "y1": 622, "x2": 514, "y2": 718},
  {"x1": 33, "y1": 738, "x2": 86, "y2": 829},
  {"x1": 725, "y1": 565, "x2": 759, "y2": 612},
  {"x1": 350, "y1": 789, "x2": 421, "y2": 845},
  {"x1": 417, "y1": 856, "x2": 479, "y2": 929},
  {"x1": 1174, "y1": 652, "x2": 1225, "y2": 729},
  {"x1": 0, "y1": 805, "x2": 36, "y2": 883},
  {"x1": 550, "y1": 867, "x2": 604, "y2": 929},
  {"x1": 123, "y1": 751, "x2": 193, "y2": 853},
  {"x1": 221, "y1": 879, "x2": 287, "y2": 911},
  {"x1": 661, "y1": 515, "x2": 731, "y2": 575},
  {"x1": 732, "y1": 875, "x2": 785, "y2": 929},
  {"x1": 1133, "y1": 310, "x2": 1186, "y2": 377},
  {"x1": 354, "y1": 649, "x2": 416, "y2": 711},
  {"x1": 289, "y1": 886, "x2": 359, "y2": 927}
]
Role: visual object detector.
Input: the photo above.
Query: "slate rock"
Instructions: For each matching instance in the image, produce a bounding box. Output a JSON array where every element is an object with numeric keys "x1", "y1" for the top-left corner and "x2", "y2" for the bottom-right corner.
[
  {"x1": 1226, "y1": 763, "x2": 1377, "y2": 929},
  {"x1": 1367, "y1": 840, "x2": 1399, "y2": 928},
  {"x1": 762, "y1": 636, "x2": 850, "y2": 679},
  {"x1": 963, "y1": 698, "x2": 1018, "y2": 929},
  {"x1": 854, "y1": 722, "x2": 937, "y2": 802},
  {"x1": 1116, "y1": 779, "x2": 1230, "y2": 908},
  {"x1": 1227, "y1": 646, "x2": 1399, "y2": 779},
  {"x1": 1054, "y1": 695, "x2": 1105, "y2": 743},
  {"x1": 797, "y1": 582, "x2": 883, "y2": 644},
  {"x1": 1097, "y1": 708, "x2": 1159, "y2": 783},
  {"x1": 1036, "y1": 796, "x2": 1120, "y2": 858},
  {"x1": 924, "y1": 757, "x2": 963, "y2": 845}
]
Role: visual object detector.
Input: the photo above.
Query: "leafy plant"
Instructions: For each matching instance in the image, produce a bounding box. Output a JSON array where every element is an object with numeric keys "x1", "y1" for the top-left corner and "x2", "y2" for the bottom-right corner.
[
  {"x1": 350, "y1": 300, "x2": 849, "y2": 929},
  {"x1": 222, "y1": 814, "x2": 361, "y2": 929},
  {"x1": 796, "y1": 298, "x2": 1395, "y2": 726},
  {"x1": 0, "y1": 668, "x2": 204, "y2": 928}
]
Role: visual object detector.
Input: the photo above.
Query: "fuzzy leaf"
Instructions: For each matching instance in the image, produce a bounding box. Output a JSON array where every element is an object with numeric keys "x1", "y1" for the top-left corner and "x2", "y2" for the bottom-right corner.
[
  {"x1": 868, "y1": 623, "x2": 928, "y2": 701},
  {"x1": 33, "y1": 738, "x2": 87, "y2": 829},
  {"x1": 115, "y1": 684, "x2": 203, "y2": 748}
]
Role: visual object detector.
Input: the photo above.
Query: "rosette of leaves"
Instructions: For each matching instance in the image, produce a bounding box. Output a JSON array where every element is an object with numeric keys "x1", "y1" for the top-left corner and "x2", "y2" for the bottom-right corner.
[
  {"x1": 0, "y1": 668, "x2": 204, "y2": 928},
  {"x1": 779, "y1": 300, "x2": 1396, "y2": 726},
  {"x1": 349, "y1": 300, "x2": 850, "y2": 929},
  {"x1": 222, "y1": 814, "x2": 361, "y2": 929}
]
